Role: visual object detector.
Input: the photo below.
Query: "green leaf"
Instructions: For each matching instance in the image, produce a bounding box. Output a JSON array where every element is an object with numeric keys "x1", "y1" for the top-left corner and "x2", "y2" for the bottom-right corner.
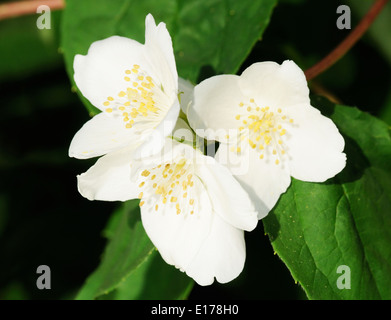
[
  {"x1": 378, "y1": 90, "x2": 391, "y2": 126},
  {"x1": 263, "y1": 96, "x2": 391, "y2": 299},
  {"x1": 100, "y1": 250, "x2": 194, "y2": 300},
  {"x1": 61, "y1": 0, "x2": 277, "y2": 115},
  {"x1": 75, "y1": 200, "x2": 155, "y2": 300},
  {"x1": 173, "y1": 0, "x2": 277, "y2": 81}
]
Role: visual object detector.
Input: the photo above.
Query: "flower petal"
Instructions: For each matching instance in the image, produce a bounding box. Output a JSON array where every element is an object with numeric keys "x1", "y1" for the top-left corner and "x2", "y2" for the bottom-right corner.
[
  {"x1": 73, "y1": 15, "x2": 178, "y2": 112},
  {"x1": 144, "y1": 14, "x2": 178, "y2": 96},
  {"x1": 77, "y1": 146, "x2": 139, "y2": 201},
  {"x1": 140, "y1": 183, "x2": 246, "y2": 286},
  {"x1": 188, "y1": 74, "x2": 245, "y2": 142},
  {"x1": 239, "y1": 60, "x2": 310, "y2": 109},
  {"x1": 185, "y1": 214, "x2": 246, "y2": 286},
  {"x1": 284, "y1": 104, "x2": 346, "y2": 182},
  {"x1": 196, "y1": 157, "x2": 258, "y2": 231},
  {"x1": 73, "y1": 36, "x2": 147, "y2": 111},
  {"x1": 68, "y1": 112, "x2": 141, "y2": 159},
  {"x1": 216, "y1": 143, "x2": 291, "y2": 218},
  {"x1": 131, "y1": 99, "x2": 180, "y2": 159},
  {"x1": 140, "y1": 177, "x2": 213, "y2": 273}
]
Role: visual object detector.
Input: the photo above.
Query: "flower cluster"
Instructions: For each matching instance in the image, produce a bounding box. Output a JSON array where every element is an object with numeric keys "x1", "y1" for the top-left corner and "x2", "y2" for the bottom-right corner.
[{"x1": 69, "y1": 14, "x2": 346, "y2": 286}]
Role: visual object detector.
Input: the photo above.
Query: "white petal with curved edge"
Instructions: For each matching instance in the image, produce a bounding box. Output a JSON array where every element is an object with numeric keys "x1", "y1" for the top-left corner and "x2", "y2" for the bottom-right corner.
[
  {"x1": 196, "y1": 158, "x2": 258, "y2": 231},
  {"x1": 77, "y1": 146, "x2": 139, "y2": 201},
  {"x1": 185, "y1": 214, "x2": 246, "y2": 286},
  {"x1": 73, "y1": 36, "x2": 149, "y2": 111},
  {"x1": 284, "y1": 104, "x2": 346, "y2": 182},
  {"x1": 74, "y1": 15, "x2": 178, "y2": 112},
  {"x1": 239, "y1": 60, "x2": 310, "y2": 109},
  {"x1": 216, "y1": 144, "x2": 291, "y2": 218},
  {"x1": 140, "y1": 178, "x2": 213, "y2": 271},
  {"x1": 188, "y1": 74, "x2": 245, "y2": 142},
  {"x1": 141, "y1": 184, "x2": 246, "y2": 286},
  {"x1": 69, "y1": 112, "x2": 141, "y2": 159},
  {"x1": 144, "y1": 14, "x2": 178, "y2": 97}
]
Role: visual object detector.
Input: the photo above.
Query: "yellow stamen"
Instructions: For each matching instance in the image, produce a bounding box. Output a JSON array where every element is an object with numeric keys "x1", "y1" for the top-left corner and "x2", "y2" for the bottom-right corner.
[{"x1": 141, "y1": 170, "x2": 150, "y2": 177}]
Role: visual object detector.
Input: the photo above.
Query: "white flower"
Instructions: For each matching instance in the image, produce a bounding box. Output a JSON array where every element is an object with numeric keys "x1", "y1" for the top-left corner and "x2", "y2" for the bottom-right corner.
[
  {"x1": 188, "y1": 60, "x2": 346, "y2": 218},
  {"x1": 77, "y1": 136, "x2": 258, "y2": 286},
  {"x1": 69, "y1": 14, "x2": 179, "y2": 160}
]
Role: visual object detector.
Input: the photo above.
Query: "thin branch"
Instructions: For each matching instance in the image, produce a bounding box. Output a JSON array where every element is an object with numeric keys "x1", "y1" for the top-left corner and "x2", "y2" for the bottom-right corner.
[
  {"x1": 0, "y1": 0, "x2": 65, "y2": 21},
  {"x1": 309, "y1": 81, "x2": 343, "y2": 105},
  {"x1": 305, "y1": 0, "x2": 389, "y2": 81}
]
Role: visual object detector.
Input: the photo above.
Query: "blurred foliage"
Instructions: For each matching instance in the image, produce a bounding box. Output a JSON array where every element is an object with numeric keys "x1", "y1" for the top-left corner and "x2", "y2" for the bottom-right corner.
[
  {"x1": 0, "y1": 0, "x2": 390, "y2": 300},
  {"x1": 0, "y1": 12, "x2": 61, "y2": 82}
]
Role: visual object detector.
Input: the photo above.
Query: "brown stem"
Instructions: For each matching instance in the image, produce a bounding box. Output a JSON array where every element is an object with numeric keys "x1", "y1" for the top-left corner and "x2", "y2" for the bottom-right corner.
[
  {"x1": 305, "y1": 0, "x2": 389, "y2": 81},
  {"x1": 0, "y1": 0, "x2": 65, "y2": 20},
  {"x1": 309, "y1": 81, "x2": 343, "y2": 105}
]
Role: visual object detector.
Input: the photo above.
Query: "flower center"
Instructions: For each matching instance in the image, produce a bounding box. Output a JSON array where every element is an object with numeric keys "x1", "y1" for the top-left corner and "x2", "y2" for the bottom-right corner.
[
  {"x1": 137, "y1": 158, "x2": 197, "y2": 215},
  {"x1": 231, "y1": 98, "x2": 294, "y2": 165},
  {"x1": 102, "y1": 64, "x2": 168, "y2": 130}
]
